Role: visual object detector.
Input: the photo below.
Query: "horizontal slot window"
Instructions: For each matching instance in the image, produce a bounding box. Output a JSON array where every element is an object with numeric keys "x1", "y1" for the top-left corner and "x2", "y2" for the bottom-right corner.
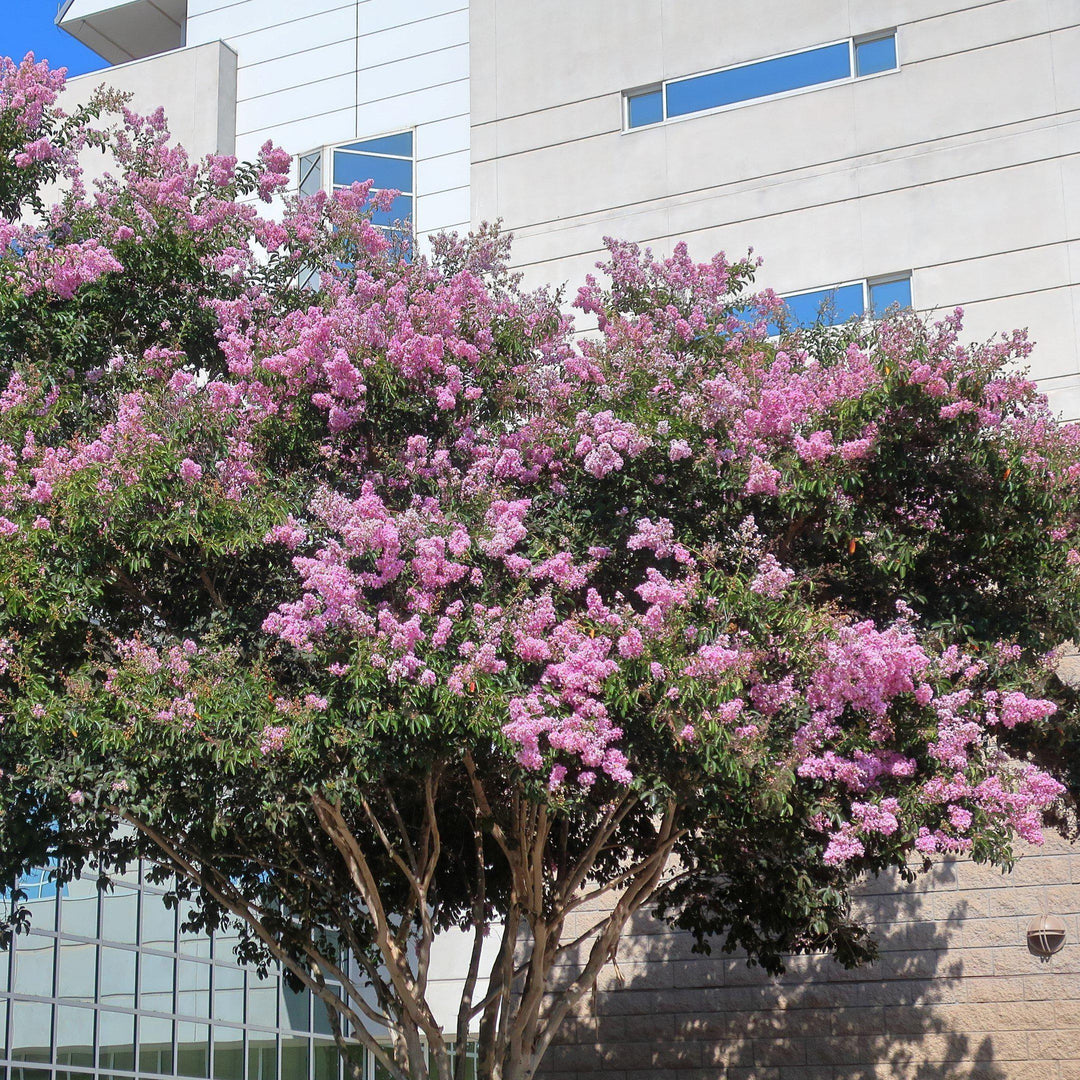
[
  {"x1": 667, "y1": 42, "x2": 850, "y2": 118},
  {"x1": 737, "y1": 273, "x2": 911, "y2": 335},
  {"x1": 626, "y1": 31, "x2": 897, "y2": 128},
  {"x1": 856, "y1": 32, "x2": 898, "y2": 77}
]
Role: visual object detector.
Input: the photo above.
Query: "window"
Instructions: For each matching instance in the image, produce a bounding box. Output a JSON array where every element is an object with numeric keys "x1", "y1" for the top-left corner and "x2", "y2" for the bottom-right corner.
[
  {"x1": 749, "y1": 273, "x2": 912, "y2": 335},
  {"x1": 855, "y1": 31, "x2": 898, "y2": 77},
  {"x1": 625, "y1": 31, "x2": 898, "y2": 128}
]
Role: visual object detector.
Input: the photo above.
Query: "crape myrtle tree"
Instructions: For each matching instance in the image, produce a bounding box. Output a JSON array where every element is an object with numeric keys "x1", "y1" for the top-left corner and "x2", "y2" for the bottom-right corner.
[{"x1": 1, "y1": 53, "x2": 1080, "y2": 1080}]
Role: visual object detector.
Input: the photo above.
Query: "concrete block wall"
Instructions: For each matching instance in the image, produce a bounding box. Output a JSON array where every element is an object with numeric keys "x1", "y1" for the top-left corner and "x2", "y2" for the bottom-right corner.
[{"x1": 534, "y1": 834, "x2": 1080, "y2": 1079}]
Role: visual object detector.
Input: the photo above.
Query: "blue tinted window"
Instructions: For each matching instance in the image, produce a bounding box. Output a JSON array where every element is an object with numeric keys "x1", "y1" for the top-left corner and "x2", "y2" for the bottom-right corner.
[
  {"x1": 782, "y1": 282, "x2": 865, "y2": 329},
  {"x1": 868, "y1": 276, "x2": 911, "y2": 315},
  {"x1": 340, "y1": 132, "x2": 413, "y2": 157},
  {"x1": 627, "y1": 88, "x2": 663, "y2": 127},
  {"x1": 333, "y1": 152, "x2": 412, "y2": 193},
  {"x1": 666, "y1": 42, "x2": 851, "y2": 118},
  {"x1": 855, "y1": 34, "x2": 897, "y2": 76},
  {"x1": 369, "y1": 195, "x2": 413, "y2": 227}
]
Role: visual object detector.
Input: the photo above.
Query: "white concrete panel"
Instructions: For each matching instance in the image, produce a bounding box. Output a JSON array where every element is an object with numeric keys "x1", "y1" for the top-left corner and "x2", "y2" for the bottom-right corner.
[
  {"x1": 236, "y1": 40, "x2": 357, "y2": 102},
  {"x1": 187, "y1": 0, "x2": 350, "y2": 42},
  {"x1": 355, "y1": 0, "x2": 469, "y2": 38},
  {"x1": 355, "y1": 45, "x2": 468, "y2": 106},
  {"x1": 234, "y1": 107, "x2": 356, "y2": 162},
  {"x1": 355, "y1": 79, "x2": 470, "y2": 135},
  {"x1": 356, "y1": 9, "x2": 469, "y2": 66},
  {"x1": 213, "y1": 7, "x2": 358, "y2": 66},
  {"x1": 417, "y1": 150, "x2": 470, "y2": 196},
  {"x1": 237, "y1": 74, "x2": 355, "y2": 134},
  {"x1": 901, "y1": 0, "x2": 1052, "y2": 63},
  {"x1": 416, "y1": 187, "x2": 470, "y2": 234},
  {"x1": 417, "y1": 114, "x2": 471, "y2": 160}
]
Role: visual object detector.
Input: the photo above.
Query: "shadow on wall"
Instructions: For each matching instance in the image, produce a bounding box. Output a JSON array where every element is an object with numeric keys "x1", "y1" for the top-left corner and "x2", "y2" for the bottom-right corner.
[{"x1": 537, "y1": 858, "x2": 1030, "y2": 1080}]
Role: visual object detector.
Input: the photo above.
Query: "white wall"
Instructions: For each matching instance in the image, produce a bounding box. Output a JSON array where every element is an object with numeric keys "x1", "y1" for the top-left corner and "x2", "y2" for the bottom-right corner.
[
  {"x1": 470, "y1": 0, "x2": 1080, "y2": 420},
  {"x1": 184, "y1": 0, "x2": 471, "y2": 246}
]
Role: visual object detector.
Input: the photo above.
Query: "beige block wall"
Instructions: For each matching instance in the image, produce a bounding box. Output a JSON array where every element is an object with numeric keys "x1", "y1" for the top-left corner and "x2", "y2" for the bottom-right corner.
[{"x1": 535, "y1": 834, "x2": 1080, "y2": 1079}]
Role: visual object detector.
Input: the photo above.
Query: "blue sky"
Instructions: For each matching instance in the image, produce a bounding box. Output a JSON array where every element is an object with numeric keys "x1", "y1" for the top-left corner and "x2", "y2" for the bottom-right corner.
[{"x1": 1, "y1": 1, "x2": 107, "y2": 77}]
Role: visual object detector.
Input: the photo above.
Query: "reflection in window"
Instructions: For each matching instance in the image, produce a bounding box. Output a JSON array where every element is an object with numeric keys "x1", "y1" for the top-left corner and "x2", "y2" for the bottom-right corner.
[
  {"x1": 626, "y1": 32, "x2": 897, "y2": 127},
  {"x1": 176, "y1": 1020, "x2": 211, "y2": 1079},
  {"x1": 55, "y1": 1004, "x2": 94, "y2": 1067},
  {"x1": 98, "y1": 1010, "x2": 135, "y2": 1071},
  {"x1": 58, "y1": 940, "x2": 97, "y2": 1002},
  {"x1": 99, "y1": 946, "x2": 136, "y2": 1010},
  {"x1": 213, "y1": 1027, "x2": 245, "y2": 1080},
  {"x1": 13, "y1": 934, "x2": 55, "y2": 996},
  {"x1": 140, "y1": 890, "x2": 176, "y2": 948},
  {"x1": 178, "y1": 958, "x2": 211, "y2": 1018},
  {"x1": 249, "y1": 1036, "x2": 278, "y2": 1080},
  {"x1": 100, "y1": 886, "x2": 139, "y2": 944},
  {"x1": 140, "y1": 950, "x2": 175, "y2": 1013},
  {"x1": 60, "y1": 876, "x2": 99, "y2": 938},
  {"x1": 283, "y1": 983, "x2": 311, "y2": 1032},
  {"x1": 282, "y1": 1034, "x2": 310, "y2": 1080},
  {"x1": 140, "y1": 1015, "x2": 175, "y2": 1075},
  {"x1": 248, "y1": 973, "x2": 279, "y2": 1028},
  {"x1": 314, "y1": 1040, "x2": 341, "y2": 1080},
  {"x1": 214, "y1": 963, "x2": 245, "y2": 1023},
  {"x1": 10, "y1": 1000, "x2": 52, "y2": 1061},
  {"x1": 299, "y1": 151, "x2": 322, "y2": 198}
]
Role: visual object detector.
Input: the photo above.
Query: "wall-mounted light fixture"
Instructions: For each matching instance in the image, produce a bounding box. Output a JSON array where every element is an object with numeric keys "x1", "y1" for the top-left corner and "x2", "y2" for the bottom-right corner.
[{"x1": 1027, "y1": 914, "x2": 1067, "y2": 959}]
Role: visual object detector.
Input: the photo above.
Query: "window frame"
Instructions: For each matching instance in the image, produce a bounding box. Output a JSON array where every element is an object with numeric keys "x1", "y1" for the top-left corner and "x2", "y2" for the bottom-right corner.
[{"x1": 623, "y1": 30, "x2": 900, "y2": 131}]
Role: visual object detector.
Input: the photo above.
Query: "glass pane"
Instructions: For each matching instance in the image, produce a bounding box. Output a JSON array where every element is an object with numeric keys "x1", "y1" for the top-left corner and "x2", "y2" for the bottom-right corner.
[
  {"x1": 141, "y1": 951, "x2": 175, "y2": 1013},
  {"x1": 214, "y1": 963, "x2": 245, "y2": 1023},
  {"x1": 856, "y1": 33, "x2": 897, "y2": 76},
  {"x1": 100, "y1": 887, "x2": 139, "y2": 944},
  {"x1": 13, "y1": 933, "x2": 55, "y2": 996},
  {"x1": 99, "y1": 946, "x2": 136, "y2": 1010},
  {"x1": 299, "y1": 152, "x2": 322, "y2": 197},
  {"x1": 11, "y1": 1071, "x2": 52, "y2": 1080},
  {"x1": 667, "y1": 41, "x2": 851, "y2": 117},
  {"x1": 213, "y1": 1028, "x2": 245, "y2": 1080},
  {"x1": 99, "y1": 1010, "x2": 135, "y2": 1071},
  {"x1": 368, "y1": 194, "x2": 412, "y2": 227},
  {"x1": 179, "y1": 914, "x2": 211, "y2": 957},
  {"x1": 178, "y1": 959, "x2": 211, "y2": 1018},
  {"x1": 868, "y1": 275, "x2": 912, "y2": 315},
  {"x1": 20, "y1": 867, "x2": 59, "y2": 931},
  {"x1": 176, "y1": 1021, "x2": 210, "y2": 1079},
  {"x1": 55, "y1": 1004, "x2": 95, "y2": 1067},
  {"x1": 141, "y1": 892, "x2": 177, "y2": 948},
  {"x1": 141, "y1": 1016, "x2": 175, "y2": 1075},
  {"x1": 10, "y1": 1000, "x2": 52, "y2": 1061},
  {"x1": 314, "y1": 1042, "x2": 339, "y2": 1080},
  {"x1": 332, "y1": 152, "x2": 412, "y2": 192},
  {"x1": 341, "y1": 132, "x2": 413, "y2": 157},
  {"x1": 0, "y1": 998, "x2": 6, "y2": 1056},
  {"x1": 61, "y1": 876, "x2": 99, "y2": 938},
  {"x1": 248, "y1": 973, "x2": 279, "y2": 1028},
  {"x1": 283, "y1": 985, "x2": 310, "y2": 1032},
  {"x1": 281, "y1": 1035, "x2": 309, "y2": 1080},
  {"x1": 313, "y1": 991, "x2": 337, "y2": 1036},
  {"x1": 58, "y1": 940, "x2": 97, "y2": 1001},
  {"x1": 249, "y1": 1038, "x2": 278, "y2": 1080},
  {"x1": 627, "y1": 88, "x2": 662, "y2": 127},
  {"x1": 779, "y1": 282, "x2": 865, "y2": 331}
]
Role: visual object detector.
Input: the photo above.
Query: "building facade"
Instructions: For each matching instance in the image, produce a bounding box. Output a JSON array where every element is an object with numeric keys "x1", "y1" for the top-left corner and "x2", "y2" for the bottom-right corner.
[{"x1": 2, "y1": 1, "x2": 1079, "y2": 1077}]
